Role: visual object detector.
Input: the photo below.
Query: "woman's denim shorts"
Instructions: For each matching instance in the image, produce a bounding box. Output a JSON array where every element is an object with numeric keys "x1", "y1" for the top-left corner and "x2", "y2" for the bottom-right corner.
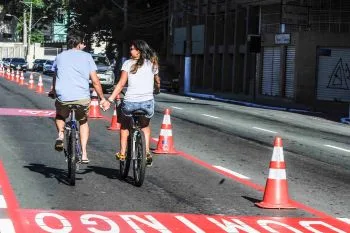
[{"x1": 121, "y1": 99, "x2": 155, "y2": 118}]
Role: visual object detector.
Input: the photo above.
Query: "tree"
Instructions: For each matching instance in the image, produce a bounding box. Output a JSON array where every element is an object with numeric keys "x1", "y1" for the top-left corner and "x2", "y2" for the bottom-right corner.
[{"x1": 4, "y1": 0, "x2": 64, "y2": 43}]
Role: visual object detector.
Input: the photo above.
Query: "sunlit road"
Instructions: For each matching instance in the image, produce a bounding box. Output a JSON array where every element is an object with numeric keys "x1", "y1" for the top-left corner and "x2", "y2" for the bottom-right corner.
[{"x1": 0, "y1": 72, "x2": 349, "y2": 232}]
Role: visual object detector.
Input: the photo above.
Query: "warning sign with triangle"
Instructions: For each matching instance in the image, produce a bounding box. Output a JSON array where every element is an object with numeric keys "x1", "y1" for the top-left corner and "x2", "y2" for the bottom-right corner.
[{"x1": 327, "y1": 58, "x2": 350, "y2": 90}]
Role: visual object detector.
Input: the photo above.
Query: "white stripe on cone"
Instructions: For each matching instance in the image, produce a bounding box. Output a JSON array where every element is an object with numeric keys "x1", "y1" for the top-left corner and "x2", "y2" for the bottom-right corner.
[
  {"x1": 271, "y1": 147, "x2": 284, "y2": 161},
  {"x1": 160, "y1": 129, "x2": 173, "y2": 137},
  {"x1": 268, "y1": 168, "x2": 287, "y2": 180},
  {"x1": 163, "y1": 115, "x2": 171, "y2": 124},
  {"x1": 90, "y1": 100, "x2": 99, "y2": 106}
]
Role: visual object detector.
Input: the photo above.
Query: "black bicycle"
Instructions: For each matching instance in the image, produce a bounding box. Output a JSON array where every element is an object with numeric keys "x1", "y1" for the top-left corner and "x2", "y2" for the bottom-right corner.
[
  {"x1": 64, "y1": 105, "x2": 83, "y2": 186},
  {"x1": 116, "y1": 96, "x2": 148, "y2": 187}
]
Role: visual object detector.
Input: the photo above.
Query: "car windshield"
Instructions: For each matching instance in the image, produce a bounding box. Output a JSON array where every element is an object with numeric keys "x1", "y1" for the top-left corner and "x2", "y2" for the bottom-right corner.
[
  {"x1": 12, "y1": 58, "x2": 25, "y2": 62},
  {"x1": 35, "y1": 59, "x2": 46, "y2": 64},
  {"x1": 93, "y1": 56, "x2": 110, "y2": 66}
]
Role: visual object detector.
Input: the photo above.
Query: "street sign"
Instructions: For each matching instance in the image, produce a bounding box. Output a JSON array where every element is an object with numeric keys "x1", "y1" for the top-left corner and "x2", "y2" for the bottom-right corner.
[{"x1": 275, "y1": 34, "x2": 291, "y2": 45}]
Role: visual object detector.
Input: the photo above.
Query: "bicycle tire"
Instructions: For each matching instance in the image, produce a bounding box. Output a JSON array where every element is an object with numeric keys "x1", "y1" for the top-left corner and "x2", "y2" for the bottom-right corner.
[
  {"x1": 68, "y1": 128, "x2": 76, "y2": 186},
  {"x1": 119, "y1": 136, "x2": 131, "y2": 179},
  {"x1": 133, "y1": 130, "x2": 146, "y2": 187}
]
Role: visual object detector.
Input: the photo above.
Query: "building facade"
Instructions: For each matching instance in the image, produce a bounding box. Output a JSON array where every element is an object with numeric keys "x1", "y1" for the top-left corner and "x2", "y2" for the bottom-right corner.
[{"x1": 168, "y1": 0, "x2": 350, "y2": 117}]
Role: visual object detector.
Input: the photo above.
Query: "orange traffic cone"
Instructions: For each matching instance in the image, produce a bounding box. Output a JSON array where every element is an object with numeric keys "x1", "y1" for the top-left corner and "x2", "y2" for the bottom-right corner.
[
  {"x1": 108, "y1": 101, "x2": 121, "y2": 130},
  {"x1": 6, "y1": 68, "x2": 10, "y2": 80},
  {"x1": 19, "y1": 71, "x2": 25, "y2": 85},
  {"x1": 88, "y1": 90, "x2": 103, "y2": 118},
  {"x1": 153, "y1": 108, "x2": 177, "y2": 154},
  {"x1": 35, "y1": 75, "x2": 44, "y2": 93},
  {"x1": 255, "y1": 137, "x2": 295, "y2": 209},
  {"x1": 28, "y1": 73, "x2": 35, "y2": 89},
  {"x1": 10, "y1": 69, "x2": 15, "y2": 81},
  {"x1": 15, "y1": 70, "x2": 20, "y2": 83}
]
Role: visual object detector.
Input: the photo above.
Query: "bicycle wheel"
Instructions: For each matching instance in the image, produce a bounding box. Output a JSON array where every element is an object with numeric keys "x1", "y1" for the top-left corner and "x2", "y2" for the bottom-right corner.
[
  {"x1": 133, "y1": 130, "x2": 146, "y2": 187},
  {"x1": 119, "y1": 136, "x2": 131, "y2": 179},
  {"x1": 67, "y1": 128, "x2": 76, "y2": 186}
]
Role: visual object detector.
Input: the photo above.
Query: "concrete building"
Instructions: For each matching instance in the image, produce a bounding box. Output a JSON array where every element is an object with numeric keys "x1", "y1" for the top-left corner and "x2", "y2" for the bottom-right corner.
[{"x1": 168, "y1": 0, "x2": 350, "y2": 118}]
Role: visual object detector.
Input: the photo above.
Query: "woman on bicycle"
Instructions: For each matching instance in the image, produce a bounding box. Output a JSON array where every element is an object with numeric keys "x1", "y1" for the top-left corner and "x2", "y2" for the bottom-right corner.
[{"x1": 107, "y1": 40, "x2": 160, "y2": 166}]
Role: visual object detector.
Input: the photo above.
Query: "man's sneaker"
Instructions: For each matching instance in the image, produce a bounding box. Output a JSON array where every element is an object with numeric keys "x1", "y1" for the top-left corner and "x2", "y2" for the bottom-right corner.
[
  {"x1": 54, "y1": 138, "x2": 64, "y2": 152},
  {"x1": 146, "y1": 152, "x2": 153, "y2": 167}
]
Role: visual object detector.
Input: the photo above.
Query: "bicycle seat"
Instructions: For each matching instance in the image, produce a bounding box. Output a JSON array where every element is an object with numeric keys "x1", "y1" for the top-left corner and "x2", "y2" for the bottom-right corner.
[
  {"x1": 67, "y1": 105, "x2": 80, "y2": 110},
  {"x1": 131, "y1": 109, "x2": 147, "y2": 117}
]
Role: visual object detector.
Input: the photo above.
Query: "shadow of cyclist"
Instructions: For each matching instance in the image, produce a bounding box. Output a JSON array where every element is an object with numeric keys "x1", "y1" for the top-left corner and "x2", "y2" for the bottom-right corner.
[{"x1": 23, "y1": 163, "x2": 83, "y2": 186}]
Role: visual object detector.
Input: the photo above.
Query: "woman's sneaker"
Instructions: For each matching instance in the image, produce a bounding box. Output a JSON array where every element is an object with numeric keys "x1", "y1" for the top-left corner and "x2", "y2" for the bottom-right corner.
[
  {"x1": 146, "y1": 152, "x2": 153, "y2": 167},
  {"x1": 115, "y1": 152, "x2": 126, "y2": 161}
]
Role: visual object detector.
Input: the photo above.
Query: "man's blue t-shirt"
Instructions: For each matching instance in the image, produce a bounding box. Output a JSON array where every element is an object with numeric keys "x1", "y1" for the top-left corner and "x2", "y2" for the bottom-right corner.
[{"x1": 52, "y1": 49, "x2": 97, "y2": 101}]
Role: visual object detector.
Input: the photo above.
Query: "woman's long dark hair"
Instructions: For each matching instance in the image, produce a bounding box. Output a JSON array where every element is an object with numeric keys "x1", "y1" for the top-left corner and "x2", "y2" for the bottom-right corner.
[{"x1": 130, "y1": 40, "x2": 158, "y2": 74}]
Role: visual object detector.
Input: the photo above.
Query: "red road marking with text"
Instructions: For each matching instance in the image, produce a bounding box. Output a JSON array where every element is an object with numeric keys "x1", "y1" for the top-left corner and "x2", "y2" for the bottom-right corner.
[
  {"x1": 18, "y1": 210, "x2": 349, "y2": 233},
  {"x1": 0, "y1": 108, "x2": 55, "y2": 117}
]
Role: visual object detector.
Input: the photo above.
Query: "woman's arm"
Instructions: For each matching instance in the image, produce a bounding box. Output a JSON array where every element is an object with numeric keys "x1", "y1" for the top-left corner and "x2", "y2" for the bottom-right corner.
[
  {"x1": 154, "y1": 74, "x2": 160, "y2": 92},
  {"x1": 108, "y1": 70, "x2": 128, "y2": 102}
]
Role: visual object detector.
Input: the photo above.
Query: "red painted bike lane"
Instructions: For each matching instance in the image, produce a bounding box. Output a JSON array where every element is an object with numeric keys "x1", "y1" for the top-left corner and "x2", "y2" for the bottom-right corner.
[
  {"x1": 0, "y1": 107, "x2": 349, "y2": 232},
  {"x1": 0, "y1": 153, "x2": 349, "y2": 232}
]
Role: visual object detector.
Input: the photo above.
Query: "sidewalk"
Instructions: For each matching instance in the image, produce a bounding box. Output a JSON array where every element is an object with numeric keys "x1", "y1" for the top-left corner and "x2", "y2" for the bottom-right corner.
[{"x1": 187, "y1": 88, "x2": 349, "y2": 122}]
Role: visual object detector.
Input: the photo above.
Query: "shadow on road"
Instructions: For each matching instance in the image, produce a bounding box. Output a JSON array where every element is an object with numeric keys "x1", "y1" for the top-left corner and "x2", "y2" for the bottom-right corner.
[
  {"x1": 23, "y1": 163, "x2": 144, "y2": 186},
  {"x1": 23, "y1": 163, "x2": 81, "y2": 186}
]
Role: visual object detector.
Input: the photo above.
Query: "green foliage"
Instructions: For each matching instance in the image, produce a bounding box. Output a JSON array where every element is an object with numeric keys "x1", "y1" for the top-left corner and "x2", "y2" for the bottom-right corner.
[{"x1": 30, "y1": 29, "x2": 44, "y2": 43}]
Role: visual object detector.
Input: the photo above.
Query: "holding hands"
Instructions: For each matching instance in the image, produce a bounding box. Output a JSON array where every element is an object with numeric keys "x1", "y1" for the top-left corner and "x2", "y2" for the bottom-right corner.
[{"x1": 100, "y1": 98, "x2": 111, "y2": 111}]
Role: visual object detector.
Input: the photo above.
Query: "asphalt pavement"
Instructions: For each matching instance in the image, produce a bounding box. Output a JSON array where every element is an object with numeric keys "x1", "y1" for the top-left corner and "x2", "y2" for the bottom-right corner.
[{"x1": 0, "y1": 73, "x2": 349, "y2": 232}]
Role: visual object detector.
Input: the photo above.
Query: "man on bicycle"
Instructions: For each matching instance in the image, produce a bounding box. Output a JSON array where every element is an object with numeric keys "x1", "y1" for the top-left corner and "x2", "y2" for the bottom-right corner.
[{"x1": 50, "y1": 30, "x2": 110, "y2": 163}]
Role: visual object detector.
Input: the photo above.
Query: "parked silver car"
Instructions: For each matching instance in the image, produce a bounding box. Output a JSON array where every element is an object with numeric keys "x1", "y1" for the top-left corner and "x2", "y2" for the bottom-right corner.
[
  {"x1": 90, "y1": 54, "x2": 115, "y2": 92},
  {"x1": 43, "y1": 60, "x2": 54, "y2": 75}
]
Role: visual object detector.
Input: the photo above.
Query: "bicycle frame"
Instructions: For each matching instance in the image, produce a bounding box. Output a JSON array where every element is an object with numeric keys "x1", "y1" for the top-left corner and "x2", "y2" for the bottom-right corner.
[
  {"x1": 64, "y1": 107, "x2": 82, "y2": 186},
  {"x1": 66, "y1": 109, "x2": 82, "y2": 159}
]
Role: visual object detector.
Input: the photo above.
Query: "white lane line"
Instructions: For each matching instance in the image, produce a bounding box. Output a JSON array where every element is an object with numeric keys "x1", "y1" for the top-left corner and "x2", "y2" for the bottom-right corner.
[
  {"x1": 337, "y1": 218, "x2": 350, "y2": 224},
  {"x1": 324, "y1": 145, "x2": 350, "y2": 153},
  {"x1": 213, "y1": 166, "x2": 250, "y2": 179},
  {"x1": 252, "y1": 126, "x2": 278, "y2": 134},
  {"x1": 0, "y1": 195, "x2": 7, "y2": 208},
  {"x1": 0, "y1": 219, "x2": 16, "y2": 233},
  {"x1": 202, "y1": 114, "x2": 219, "y2": 119},
  {"x1": 171, "y1": 106, "x2": 183, "y2": 110}
]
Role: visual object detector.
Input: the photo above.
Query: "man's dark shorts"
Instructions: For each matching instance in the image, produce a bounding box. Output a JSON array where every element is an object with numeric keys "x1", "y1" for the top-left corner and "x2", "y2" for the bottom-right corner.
[
  {"x1": 117, "y1": 99, "x2": 154, "y2": 129},
  {"x1": 55, "y1": 98, "x2": 91, "y2": 122}
]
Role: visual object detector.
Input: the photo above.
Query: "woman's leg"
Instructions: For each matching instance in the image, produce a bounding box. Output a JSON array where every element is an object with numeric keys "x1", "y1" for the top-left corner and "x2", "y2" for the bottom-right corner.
[
  {"x1": 141, "y1": 124, "x2": 151, "y2": 152},
  {"x1": 120, "y1": 128, "x2": 129, "y2": 155}
]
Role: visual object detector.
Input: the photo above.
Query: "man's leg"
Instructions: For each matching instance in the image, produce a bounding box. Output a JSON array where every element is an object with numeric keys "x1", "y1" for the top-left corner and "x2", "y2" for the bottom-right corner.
[
  {"x1": 54, "y1": 100, "x2": 69, "y2": 151},
  {"x1": 79, "y1": 120, "x2": 89, "y2": 161},
  {"x1": 55, "y1": 118, "x2": 65, "y2": 138},
  {"x1": 54, "y1": 117, "x2": 65, "y2": 151}
]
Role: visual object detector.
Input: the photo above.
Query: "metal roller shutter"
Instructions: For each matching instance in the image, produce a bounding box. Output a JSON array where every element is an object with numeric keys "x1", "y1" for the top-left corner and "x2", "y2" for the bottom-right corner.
[
  {"x1": 262, "y1": 47, "x2": 281, "y2": 96},
  {"x1": 285, "y1": 46, "x2": 295, "y2": 99},
  {"x1": 317, "y1": 48, "x2": 350, "y2": 102}
]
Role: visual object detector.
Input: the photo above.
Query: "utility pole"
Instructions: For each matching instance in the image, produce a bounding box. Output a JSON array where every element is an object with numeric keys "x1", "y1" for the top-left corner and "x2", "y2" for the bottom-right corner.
[
  {"x1": 23, "y1": 8, "x2": 27, "y2": 56},
  {"x1": 122, "y1": 0, "x2": 128, "y2": 63},
  {"x1": 27, "y1": 1, "x2": 33, "y2": 61},
  {"x1": 184, "y1": 0, "x2": 192, "y2": 94}
]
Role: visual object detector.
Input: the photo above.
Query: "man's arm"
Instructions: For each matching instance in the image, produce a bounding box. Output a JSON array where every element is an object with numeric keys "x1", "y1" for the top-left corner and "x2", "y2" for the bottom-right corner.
[
  {"x1": 48, "y1": 73, "x2": 56, "y2": 98},
  {"x1": 90, "y1": 71, "x2": 110, "y2": 110},
  {"x1": 90, "y1": 71, "x2": 105, "y2": 100}
]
